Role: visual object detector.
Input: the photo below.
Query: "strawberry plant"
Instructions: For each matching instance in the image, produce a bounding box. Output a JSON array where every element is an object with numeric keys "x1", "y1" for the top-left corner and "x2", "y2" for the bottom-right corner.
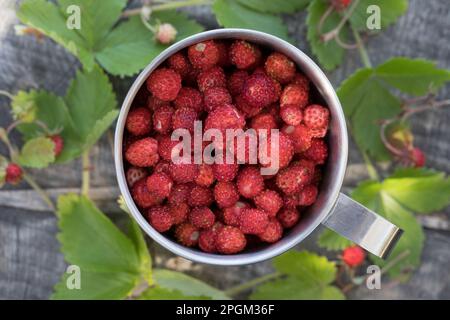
[{"x1": 0, "y1": 0, "x2": 448, "y2": 299}]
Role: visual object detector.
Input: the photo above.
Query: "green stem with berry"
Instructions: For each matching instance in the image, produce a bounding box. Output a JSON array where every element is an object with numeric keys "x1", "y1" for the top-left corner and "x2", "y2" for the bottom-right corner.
[{"x1": 122, "y1": 0, "x2": 212, "y2": 17}]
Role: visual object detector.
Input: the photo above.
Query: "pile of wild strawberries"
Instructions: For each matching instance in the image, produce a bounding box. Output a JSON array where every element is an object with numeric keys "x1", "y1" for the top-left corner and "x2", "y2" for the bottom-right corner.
[{"x1": 123, "y1": 39, "x2": 330, "y2": 254}]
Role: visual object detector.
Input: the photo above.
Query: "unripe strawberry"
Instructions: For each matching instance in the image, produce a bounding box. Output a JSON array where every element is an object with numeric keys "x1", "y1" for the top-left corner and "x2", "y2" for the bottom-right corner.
[
  {"x1": 342, "y1": 245, "x2": 366, "y2": 267},
  {"x1": 155, "y1": 23, "x2": 177, "y2": 44}
]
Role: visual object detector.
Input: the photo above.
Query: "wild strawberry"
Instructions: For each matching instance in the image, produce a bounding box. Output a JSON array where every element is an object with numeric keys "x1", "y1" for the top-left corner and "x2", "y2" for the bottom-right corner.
[
  {"x1": 146, "y1": 68, "x2": 181, "y2": 101},
  {"x1": 264, "y1": 52, "x2": 296, "y2": 84},
  {"x1": 216, "y1": 226, "x2": 247, "y2": 254},
  {"x1": 236, "y1": 167, "x2": 264, "y2": 198},
  {"x1": 131, "y1": 178, "x2": 163, "y2": 208},
  {"x1": 222, "y1": 201, "x2": 249, "y2": 227},
  {"x1": 155, "y1": 23, "x2": 177, "y2": 44},
  {"x1": 227, "y1": 70, "x2": 249, "y2": 96},
  {"x1": 216, "y1": 41, "x2": 231, "y2": 67},
  {"x1": 283, "y1": 194, "x2": 298, "y2": 209},
  {"x1": 331, "y1": 0, "x2": 352, "y2": 11},
  {"x1": 146, "y1": 172, "x2": 173, "y2": 199},
  {"x1": 229, "y1": 40, "x2": 261, "y2": 70},
  {"x1": 169, "y1": 161, "x2": 198, "y2": 183},
  {"x1": 239, "y1": 208, "x2": 269, "y2": 234},
  {"x1": 154, "y1": 160, "x2": 170, "y2": 175},
  {"x1": 277, "y1": 208, "x2": 300, "y2": 228},
  {"x1": 234, "y1": 94, "x2": 264, "y2": 118},
  {"x1": 292, "y1": 72, "x2": 310, "y2": 91},
  {"x1": 197, "y1": 66, "x2": 227, "y2": 92},
  {"x1": 175, "y1": 223, "x2": 200, "y2": 247},
  {"x1": 342, "y1": 245, "x2": 366, "y2": 267},
  {"x1": 50, "y1": 135, "x2": 64, "y2": 157},
  {"x1": 188, "y1": 40, "x2": 220, "y2": 70},
  {"x1": 258, "y1": 218, "x2": 283, "y2": 243},
  {"x1": 280, "y1": 105, "x2": 303, "y2": 126},
  {"x1": 203, "y1": 87, "x2": 232, "y2": 112},
  {"x1": 213, "y1": 161, "x2": 239, "y2": 182},
  {"x1": 147, "y1": 95, "x2": 166, "y2": 111},
  {"x1": 276, "y1": 164, "x2": 313, "y2": 195},
  {"x1": 198, "y1": 229, "x2": 218, "y2": 253},
  {"x1": 411, "y1": 147, "x2": 425, "y2": 167},
  {"x1": 303, "y1": 104, "x2": 329, "y2": 129},
  {"x1": 168, "y1": 52, "x2": 192, "y2": 79},
  {"x1": 251, "y1": 113, "x2": 278, "y2": 134},
  {"x1": 242, "y1": 73, "x2": 277, "y2": 109},
  {"x1": 153, "y1": 105, "x2": 174, "y2": 134},
  {"x1": 125, "y1": 137, "x2": 159, "y2": 167},
  {"x1": 157, "y1": 135, "x2": 183, "y2": 161},
  {"x1": 194, "y1": 164, "x2": 215, "y2": 187},
  {"x1": 147, "y1": 205, "x2": 173, "y2": 232},
  {"x1": 174, "y1": 87, "x2": 203, "y2": 113},
  {"x1": 282, "y1": 124, "x2": 313, "y2": 153},
  {"x1": 228, "y1": 130, "x2": 259, "y2": 164},
  {"x1": 189, "y1": 206, "x2": 215, "y2": 229},
  {"x1": 205, "y1": 104, "x2": 245, "y2": 133},
  {"x1": 297, "y1": 184, "x2": 318, "y2": 206},
  {"x1": 126, "y1": 166, "x2": 148, "y2": 187},
  {"x1": 188, "y1": 185, "x2": 213, "y2": 207},
  {"x1": 169, "y1": 202, "x2": 190, "y2": 225},
  {"x1": 5, "y1": 163, "x2": 23, "y2": 185},
  {"x1": 259, "y1": 132, "x2": 294, "y2": 170},
  {"x1": 168, "y1": 183, "x2": 192, "y2": 205},
  {"x1": 280, "y1": 83, "x2": 309, "y2": 109},
  {"x1": 302, "y1": 139, "x2": 328, "y2": 164},
  {"x1": 172, "y1": 107, "x2": 198, "y2": 133},
  {"x1": 254, "y1": 190, "x2": 283, "y2": 217},
  {"x1": 125, "y1": 107, "x2": 152, "y2": 136},
  {"x1": 214, "y1": 181, "x2": 239, "y2": 208},
  {"x1": 270, "y1": 78, "x2": 282, "y2": 103}
]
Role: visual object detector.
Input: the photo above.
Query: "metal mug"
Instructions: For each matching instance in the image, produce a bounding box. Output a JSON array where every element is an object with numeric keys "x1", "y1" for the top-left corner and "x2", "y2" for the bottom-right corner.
[{"x1": 115, "y1": 29, "x2": 403, "y2": 265}]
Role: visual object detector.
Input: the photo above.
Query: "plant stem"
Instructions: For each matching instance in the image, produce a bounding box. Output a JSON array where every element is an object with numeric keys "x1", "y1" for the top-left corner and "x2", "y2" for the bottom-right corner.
[
  {"x1": 224, "y1": 272, "x2": 281, "y2": 297},
  {"x1": 81, "y1": 150, "x2": 90, "y2": 197},
  {"x1": 362, "y1": 151, "x2": 379, "y2": 180},
  {"x1": 122, "y1": 0, "x2": 212, "y2": 17},
  {"x1": 353, "y1": 28, "x2": 372, "y2": 68},
  {"x1": 0, "y1": 90, "x2": 14, "y2": 100},
  {"x1": 22, "y1": 172, "x2": 55, "y2": 211}
]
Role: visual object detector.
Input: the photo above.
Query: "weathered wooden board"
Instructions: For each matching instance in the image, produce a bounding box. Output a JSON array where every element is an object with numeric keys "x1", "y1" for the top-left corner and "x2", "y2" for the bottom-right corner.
[{"x1": 0, "y1": 0, "x2": 449, "y2": 299}]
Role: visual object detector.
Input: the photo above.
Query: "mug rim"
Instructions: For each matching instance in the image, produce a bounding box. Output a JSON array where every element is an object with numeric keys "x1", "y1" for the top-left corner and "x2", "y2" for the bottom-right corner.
[{"x1": 114, "y1": 28, "x2": 348, "y2": 266}]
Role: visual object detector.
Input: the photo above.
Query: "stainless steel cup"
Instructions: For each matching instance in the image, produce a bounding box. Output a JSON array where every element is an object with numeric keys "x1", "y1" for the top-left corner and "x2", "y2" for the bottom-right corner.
[{"x1": 115, "y1": 29, "x2": 402, "y2": 266}]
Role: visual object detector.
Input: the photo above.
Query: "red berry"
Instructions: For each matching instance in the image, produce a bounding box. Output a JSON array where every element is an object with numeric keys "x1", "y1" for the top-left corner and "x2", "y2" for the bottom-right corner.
[
  {"x1": 229, "y1": 40, "x2": 261, "y2": 70},
  {"x1": 292, "y1": 73, "x2": 310, "y2": 91},
  {"x1": 5, "y1": 163, "x2": 23, "y2": 185},
  {"x1": 242, "y1": 73, "x2": 277, "y2": 109},
  {"x1": 216, "y1": 226, "x2": 247, "y2": 254},
  {"x1": 205, "y1": 104, "x2": 245, "y2": 134},
  {"x1": 239, "y1": 208, "x2": 269, "y2": 234},
  {"x1": 131, "y1": 178, "x2": 163, "y2": 208},
  {"x1": 199, "y1": 229, "x2": 218, "y2": 253},
  {"x1": 302, "y1": 139, "x2": 328, "y2": 164},
  {"x1": 251, "y1": 113, "x2": 278, "y2": 134},
  {"x1": 297, "y1": 184, "x2": 318, "y2": 206},
  {"x1": 280, "y1": 83, "x2": 309, "y2": 109},
  {"x1": 169, "y1": 202, "x2": 190, "y2": 225},
  {"x1": 276, "y1": 164, "x2": 313, "y2": 195},
  {"x1": 197, "y1": 66, "x2": 227, "y2": 92},
  {"x1": 216, "y1": 40, "x2": 231, "y2": 67},
  {"x1": 277, "y1": 208, "x2": 300, "y2": 228},
  {"x1": 146, "y1": 172, "x2": 173, "y2": 199},
  {"x1": 175, "y1": 223, "x2": 200, "y2": 247},
  {"x1": 213, "y1": 161, "x2": 239, "y2": 182},
  {"x1": 203, "y1": 87, "x2": 232, "y2": 112},
  {"x1": 254, "y1": 190, "x2": 283, "y2": 217},
  {"x1": 235, "y1": 94, "x2": 264, "y2": 118},
  {"x1": 283, "y1": 194, "x2": 298, "y2": 209},
  {"x1": 157, "y1": 135, "x2": 183, "y2": 161},
  {"x1": 282, "y1": 124, "x2": 313, "y2": 153},
  {"x1": 168, "y1": 183, "x2": 192, "y2": 205},
  {"x1": 303, "y1": 104, "x2": 329, "y2": 129},
  {"x1": 147, "y1": 95, "x2": 166, "y2": 111},
  {"x1": 153, "y1": 105, "x2": 174, "y2": 134},
  {"x1": 148, "y1": 205, "x2": 173, "y2": 232},
  {"x1": 126, "y1": 107, "x2": 152, "y2": 136},
  {"x1": 146, "y1": 68, "x2": 181, "y2": 102},
  {"x1": 126, "y1": 166, "x2": 147, "y2": 187},
  {"x1": 50, "y1": 135, "x2": 64, "y2": 157},
  {"x1": 194, "y1": 164, "x2": 215, "y2": 187},
  {"x1": 236, "y1": 167, "x2": 264, "y2": 198},
  {"x1": 222, "y1": 201, "x2": 249, "y2": 227},
  {"x1": 154, "y1": 160, "x2": 170, "y2": 175},
  {"x1": 264, "y1": 52, "x2": 296, "y2": 84},
  {"x1": 169, "y1": 161, "x2": 198, "y2": 183},
  {"x1": 280, "y1": 105, "x2": 303, "y2": 126},
  {"x1": 174, "y1": 87, "x2": 203, "y2": 113},
  {"x1": 411, "y1": 147, "x2": 425, "y2": 167},
  {"x1": 172, "y1": 107, "x2": 198, "y2": 133},
  {"x1": 188, "y1": 40, "x2": 220, "y2": 70},
  {"x1": 258, "y1": 218, "x2": 283, "y2": 243},
  {"x1": 342, "y1": 245, "x2": 366, "y2": 267},
  {"x1": 188, "y1": 185, "x2": 213, "y2": 207},
  {"x1": 331, "y1": 0, "x2": 352, "y2": 11},
  {"x1": 125, "y1": 137, "x2": 159, "y2": 167},
  {"x1": 168, "y1": 52, "x2": 192, "y2": 78},
  {"x1": 259, "y1": 132, "x2": 294, "y2": 170},
  {"x1": 214, "y1": 181, "x2": 239, "y2": 208},
  {"x1": 189, "y1": 206, "x2": 215, "y2": 229},
  {"x1": 227, "y1": 70, "x2": 249, "y2": 96}
]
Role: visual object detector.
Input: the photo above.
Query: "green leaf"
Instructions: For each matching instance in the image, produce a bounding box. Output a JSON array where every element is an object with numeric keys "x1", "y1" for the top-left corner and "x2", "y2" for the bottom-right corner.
[
  {"x1": 52, "y1": 194, "x2": 145, "y2": 299},
  {"x1": 139, "y1": 287, "x2": 208, "y2": 300},
  {"x1": 318, "y1": 229, "x2": 353, "y2": 251},
  {"x1": 127, "y1": 219, "x2": 152, "y2": 284},
  {"x1": 153, "y1": 269, "x2": 230, "y2": 300},
  {"x1": 349, "y1": 0, "x2": 408, "y2": 31},
  {"x1": 236, "y1": 0, "x2": 310, "y2": 13},
  {"x1": 0, "y1": 155, "x2": 8, "y2": 188},
  {"x1": 18, "y1": 137, "x2": 55, "y2": 168},
  {"x1": 251, "y1": 251, "x2": 344, "y2": 300},
  {"x1": 213, "y1": 0, "x2": 291, "y2": 42},
  {"x1": 375, "y1": 58, "x2": 450, "y2": 96},
  {"x1": 306, "y1": 0, "x2": 350, "y2": 71},
  {"x1": 10, "y1": 90, "x2": 38, "y2": 123}
]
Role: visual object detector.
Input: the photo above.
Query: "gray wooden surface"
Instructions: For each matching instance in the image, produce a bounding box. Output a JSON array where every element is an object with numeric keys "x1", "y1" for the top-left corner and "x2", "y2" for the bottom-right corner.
[{"x1": 0, "y1": 0, "x2": 450, "y2": 299}]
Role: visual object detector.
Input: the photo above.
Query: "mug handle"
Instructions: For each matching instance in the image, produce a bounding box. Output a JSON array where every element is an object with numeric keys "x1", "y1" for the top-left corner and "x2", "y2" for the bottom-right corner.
[{"x1": 321, "y1": 193, "x2": 403, "y2": 259}]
